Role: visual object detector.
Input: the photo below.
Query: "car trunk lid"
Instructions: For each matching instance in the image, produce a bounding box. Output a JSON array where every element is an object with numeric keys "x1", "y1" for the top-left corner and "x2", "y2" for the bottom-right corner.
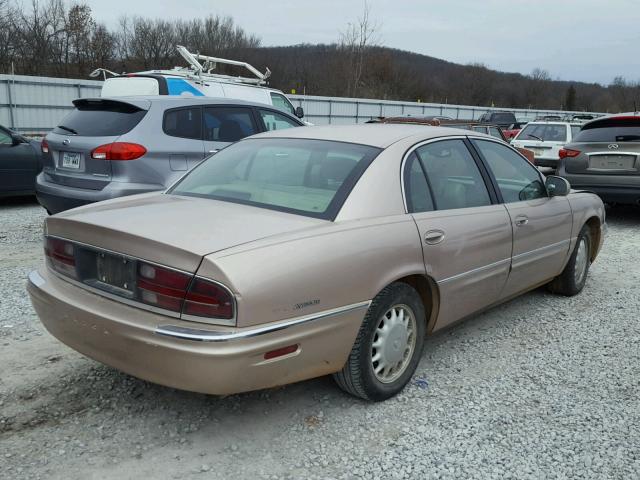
[
  {"x1": 42, "y1": 98, "x2": 150, "y2": 190},
  {"x1": 46, "y1": 193, "x2": 326, "y2": 273}
]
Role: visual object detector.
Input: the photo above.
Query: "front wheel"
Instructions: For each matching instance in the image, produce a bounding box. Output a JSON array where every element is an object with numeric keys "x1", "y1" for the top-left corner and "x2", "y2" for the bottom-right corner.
[
  {"x1": 333, "y1": 282, "x2": 426, "y2": 401},
  {"x1": 548, "y1": 225, "x2": 592, "y2": 296}
]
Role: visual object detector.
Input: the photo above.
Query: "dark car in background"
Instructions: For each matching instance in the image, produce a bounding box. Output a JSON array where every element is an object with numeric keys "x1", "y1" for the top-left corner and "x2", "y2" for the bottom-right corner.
[
  {"x1": 36, "y1": 96, "x2": 304, "y2": 214},
  {"x1": 478, "y1": 111, "x2": 517, "y2": 128},
  {"x1": 0, "y1": 125, "x2": 43, "y2": 198},
  {"x1": 558, "y1": 113, "x2": 640, "y2": 205}
]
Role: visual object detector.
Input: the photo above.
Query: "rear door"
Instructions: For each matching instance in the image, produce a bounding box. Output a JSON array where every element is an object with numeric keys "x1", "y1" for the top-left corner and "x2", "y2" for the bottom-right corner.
[
  {"x1": 405, "y1": 138, "x2": 513, "y2": 330},
  {"x1": 471, "y1": 138, "x2": 572, "y2": 298},
  {"x1": 43, "y1": 99, "x2": 149, "y2": 190},
  {"x1": 202, "y1": 106, "x2": 259, "y2": 155},
  {"x1": 0, "y1": 128, "x2": 38, "y2": 192}
]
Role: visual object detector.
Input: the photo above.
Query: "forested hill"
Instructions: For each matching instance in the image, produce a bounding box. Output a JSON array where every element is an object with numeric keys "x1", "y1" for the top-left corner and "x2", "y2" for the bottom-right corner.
[{"x1": 240, "y1": 44, "x2": 633, "y2": 113}]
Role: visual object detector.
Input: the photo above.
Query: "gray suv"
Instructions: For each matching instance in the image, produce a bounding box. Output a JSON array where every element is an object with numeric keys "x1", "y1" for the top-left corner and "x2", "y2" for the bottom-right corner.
[
  {"x1": 558, "y1": 113, "x2": 640, "y2": 205},
  {"x1": 36, "y1": 96, "x2": 304, "y2": 213}
]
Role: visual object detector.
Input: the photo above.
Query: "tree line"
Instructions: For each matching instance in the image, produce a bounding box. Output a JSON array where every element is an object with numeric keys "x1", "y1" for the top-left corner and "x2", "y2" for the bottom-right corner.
[{"x1": 1, "y1": 0, "x2": 639, "y2": 113}]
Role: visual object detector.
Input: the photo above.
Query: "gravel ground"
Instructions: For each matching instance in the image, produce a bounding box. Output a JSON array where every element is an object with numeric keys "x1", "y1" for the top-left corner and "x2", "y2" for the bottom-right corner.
[{"x1": 1, "y1": 197, "x2": 639, "y2": 480}]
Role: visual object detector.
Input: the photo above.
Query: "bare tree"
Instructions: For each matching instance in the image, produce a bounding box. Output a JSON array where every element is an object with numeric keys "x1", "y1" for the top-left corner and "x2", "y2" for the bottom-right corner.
[{"x1": 338, "y1": 1, "x2": 380, "y2": 97}]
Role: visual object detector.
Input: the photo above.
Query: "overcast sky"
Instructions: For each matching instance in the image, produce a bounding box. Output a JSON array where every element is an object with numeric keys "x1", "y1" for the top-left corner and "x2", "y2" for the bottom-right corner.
[{"x1": 85, "y1": 0, "x2": 640, "y2": 85}]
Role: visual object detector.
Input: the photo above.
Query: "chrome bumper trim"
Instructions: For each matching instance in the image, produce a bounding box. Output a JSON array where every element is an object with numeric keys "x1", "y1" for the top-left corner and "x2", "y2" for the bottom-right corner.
[
  {"x1": 155, "y1": 300, "x2": 371, "y2": 342},
  {"x1": 28, "y1": 270, "x2": 46, "y2": 287}
]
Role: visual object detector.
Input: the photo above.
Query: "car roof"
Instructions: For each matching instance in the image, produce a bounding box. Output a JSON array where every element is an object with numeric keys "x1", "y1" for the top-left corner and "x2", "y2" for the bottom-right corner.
[
  {"x1": 248, "y1": 123, "x2": 491, "y2": 148},
  {"x1": 85, "y1": 95, "x2": 275, "y2": 109}
]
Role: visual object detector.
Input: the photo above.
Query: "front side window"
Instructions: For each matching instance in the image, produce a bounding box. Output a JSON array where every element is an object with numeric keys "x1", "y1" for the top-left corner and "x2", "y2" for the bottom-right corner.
[
  {"x1": 404, "y1": 152, "x2": 434, "y2": 213},
  {"x1": 259, "y1": 109, "x2": 300, "y2": 131},
  {"x1": 518, "y1": 123, "x2": 567, "y2": 142},
  {"x1": 473, "y1": 139, "x2": 546, "y2": 203},
  {"x1": 0, "y1": 128, "x2": 12, "y2": 145},
  {"x1": 203, "y1": 107, "x2": 257, "y2": 142},
  {"x1": 170, "y1": 138, "x2": 380, "y2": 219},
  {"x1": 270, "y1": 92, "x2": 295, "y2": 116},
  {"x1": 163, "y1": 107, "x2": 202, "y2": 140},
  {"x1": 415, "y1": 139, "x2": 491, "y2": 210}
]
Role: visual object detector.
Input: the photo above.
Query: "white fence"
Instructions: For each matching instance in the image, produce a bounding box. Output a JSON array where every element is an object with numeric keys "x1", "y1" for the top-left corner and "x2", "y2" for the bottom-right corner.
[{"x1": 1, "y1": 74, "x2": 602, "y2": 134}]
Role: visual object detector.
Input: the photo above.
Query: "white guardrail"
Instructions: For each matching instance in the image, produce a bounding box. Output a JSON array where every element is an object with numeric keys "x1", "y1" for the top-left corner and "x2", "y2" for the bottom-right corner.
[{"x1": 0, "y1": 74, "x2": 602, "y2": 133}]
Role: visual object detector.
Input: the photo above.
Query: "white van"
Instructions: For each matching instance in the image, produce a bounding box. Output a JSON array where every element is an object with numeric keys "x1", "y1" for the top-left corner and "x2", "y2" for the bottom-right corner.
[{"x1": 96, "y1": 46, "x2": 304, "y2": 120}]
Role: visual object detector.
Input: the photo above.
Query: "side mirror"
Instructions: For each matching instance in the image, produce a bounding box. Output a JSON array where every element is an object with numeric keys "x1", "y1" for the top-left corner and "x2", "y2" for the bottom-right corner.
[
  {"x1": 294, "y1": 106, "x2": 304, "y2": 119},
  {"x1": 11, "y1": 133, "x2": 24, "y2": 146},
  {"x1": 546, "y1": 175, "x2": 570, "y2": 197}
]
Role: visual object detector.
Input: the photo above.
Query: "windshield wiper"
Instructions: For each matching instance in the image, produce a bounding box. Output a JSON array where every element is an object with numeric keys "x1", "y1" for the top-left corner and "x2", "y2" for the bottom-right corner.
[
  {"x1": 57, "y1": 125, "x2": 78, "y2": 135},
  {"x1": 526, "y1": 134, "x2": 543, "y2": 141}
]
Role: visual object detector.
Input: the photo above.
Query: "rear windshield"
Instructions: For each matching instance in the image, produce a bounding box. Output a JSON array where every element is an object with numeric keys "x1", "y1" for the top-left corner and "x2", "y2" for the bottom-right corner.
[
  {"x1": 52, "y1": 101, "x2": 147, "y2": 137},
  {"x1": 490, "y1": 113, "x2": 516, "y2": 122},
  {"x1": 573, "y1": 118, "x2": 640, "y2": 142},
  {"x1": 518, "y1": 123, "x2": 567, "y2": 142},
  {"x1": 170, "y1": 138, "x2": 381, "y2": 220}
]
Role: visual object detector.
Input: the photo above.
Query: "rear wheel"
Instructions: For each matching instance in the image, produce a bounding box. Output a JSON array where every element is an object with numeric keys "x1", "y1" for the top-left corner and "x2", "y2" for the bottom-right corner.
[
  {"x1": 333, "y1": 282, "x2": 426, "y2": 401},
  {"x1": 548, "y1": 225, "x2": 592, "y2": 296}
]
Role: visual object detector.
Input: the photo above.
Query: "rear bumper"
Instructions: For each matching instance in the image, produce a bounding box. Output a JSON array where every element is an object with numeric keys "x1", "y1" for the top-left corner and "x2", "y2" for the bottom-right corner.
[
  {"x1": 534, "y1": 157, "x2": 559, "y2": 168},
  {"x1": 560, "y1": 172, "x2": 640, "y2": 205},
  {"x1": 35, "y1": 173, "x2": 163, "y2": 214},
  {"x1": 27, "y1": 268, "x2": 367, "y2": 395}
]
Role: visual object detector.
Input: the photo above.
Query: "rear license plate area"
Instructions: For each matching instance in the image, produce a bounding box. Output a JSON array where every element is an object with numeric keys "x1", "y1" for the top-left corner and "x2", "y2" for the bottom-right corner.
[
  {"x1": 589, "y1": 155, "x2": 635, "y2": 170},
  {"x1": 79, "y1": 251, "x2": 136, "y2": 297},
  {"x1": 61, "y1": 152, "x2": 82, "y2": 169}
]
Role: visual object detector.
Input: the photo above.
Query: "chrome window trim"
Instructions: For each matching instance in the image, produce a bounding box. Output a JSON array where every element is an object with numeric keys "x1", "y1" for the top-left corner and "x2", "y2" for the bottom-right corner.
[
  {"x1": 45, "y1": 235, "x2": 237, "y2": 326},
  {"x1": 155, "y1": 300, "x2": 372, "y2": 342}
]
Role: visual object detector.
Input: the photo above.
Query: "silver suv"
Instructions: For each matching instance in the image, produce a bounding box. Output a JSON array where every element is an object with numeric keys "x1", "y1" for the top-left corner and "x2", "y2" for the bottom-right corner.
[
  {"x1": 558, "y1": 113, "x2": 640, "y2": 205},
  {"x1": 36, "y1": 96, "x2": 304, "y2": 213}
]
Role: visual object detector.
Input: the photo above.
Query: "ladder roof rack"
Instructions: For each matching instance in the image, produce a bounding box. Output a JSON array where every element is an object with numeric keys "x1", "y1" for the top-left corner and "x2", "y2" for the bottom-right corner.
[{"x1": 175, "y1": 45, "x2": 271, "y2": 86}]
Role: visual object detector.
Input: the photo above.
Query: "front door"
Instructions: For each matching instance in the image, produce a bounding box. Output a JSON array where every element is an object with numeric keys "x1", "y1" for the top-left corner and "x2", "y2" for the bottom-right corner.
[
  {"x1": 471, "y1": 138, "x2": 573, "y2": 299},
  {"x1": 0, "y1": 128, "x2": 38, "y2": 192},
  {"x1": 404, "y1": 139, "x2": 513, "y2": 331}
]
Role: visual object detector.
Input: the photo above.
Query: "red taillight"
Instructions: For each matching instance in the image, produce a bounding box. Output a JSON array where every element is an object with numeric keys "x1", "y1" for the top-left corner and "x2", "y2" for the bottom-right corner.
[
  {"x1": 559, "y1": 148, "x2": 581, "y2": 159},
  {"x1": 41, "y1": 139, "x2": 49, "y2": 154},
  {"x1": 184, "y1": 279, "x2": 234, "y2": 319},
  {"x1": 44, "y1": 237, "x2": 76, "y2": 278},
  {"x1": 136, "y1": 262, "x2": 192, "y2": 312},
  {"x1": 91, "y1": 142, "x2": 146, "y2": 161}
]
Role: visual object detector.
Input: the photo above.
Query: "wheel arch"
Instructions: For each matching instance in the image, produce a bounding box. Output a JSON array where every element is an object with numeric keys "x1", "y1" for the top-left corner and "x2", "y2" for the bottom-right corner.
[
  {"x1": 585, "y1": 215, "x2": 602, "y2": 261},
  {"x1": 391, "y1": 274, "x2": 440, "y2": 334}
]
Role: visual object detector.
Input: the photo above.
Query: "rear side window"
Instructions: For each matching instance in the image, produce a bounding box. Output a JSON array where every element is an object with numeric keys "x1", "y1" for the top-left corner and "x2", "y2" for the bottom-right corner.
[
  {"x1": 574, "y1": 117, "x2": 640, "y2": 142},
  {"x1": 163, "y1": 107, "x2": 202, "y2": 140},
  {"x1": 404, "y1": 152, "x2": 434, "y2": 213},
  {"x1": 270, "y1": 93, "x2": 295, "y2": 116},
  {"x1": 52, "y1": 101, "x2": 147, "y2": 136},
  {"x1": 518, "y1": 124, "x2": 567, "y2": 142},
  {"x1": 203, "y1": 107, "x2": 257, "y2": 142},
  {"x1": 415, "y1": 139, "x2": 491, "y2": 210}
]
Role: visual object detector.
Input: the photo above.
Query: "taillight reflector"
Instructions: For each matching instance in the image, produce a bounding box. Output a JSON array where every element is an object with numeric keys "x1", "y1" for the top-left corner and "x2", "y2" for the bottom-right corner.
[
  {"x1": 91, "y1": 142, "x2": 146, "y2": 161},
  {"x1": 264, "y1": 344, "x2": 299, "y2": 360},
  {"x1": 41, "y1": 139, "x2": 49, "y2": 154},
  {"x1": 559, "y1": 148, "x2": 581, "y2": 159}
]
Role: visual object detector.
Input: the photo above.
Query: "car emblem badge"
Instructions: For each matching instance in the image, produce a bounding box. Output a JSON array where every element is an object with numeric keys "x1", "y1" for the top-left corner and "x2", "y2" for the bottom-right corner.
[
  {"x1": 62, "y1": 138, "x2": 70, "y2": 145},
  {"x1": 608, "y1": 144, "x2": 619, "y2": 149}
]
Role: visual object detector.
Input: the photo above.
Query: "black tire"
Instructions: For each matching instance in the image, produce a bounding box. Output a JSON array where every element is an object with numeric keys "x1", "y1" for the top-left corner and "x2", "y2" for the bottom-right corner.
[
  {"x1": 548, "y1": 225, "x2": 592, "y2": 296},
  {"x1": 333, "y1": 282, "x2": 426, "y2": 401}
]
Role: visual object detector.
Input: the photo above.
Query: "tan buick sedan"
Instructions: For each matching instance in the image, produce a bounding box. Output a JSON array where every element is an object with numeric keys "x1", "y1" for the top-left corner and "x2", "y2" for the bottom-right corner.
[{"x1": 28, "y1": 124, "x2": 605, "y2": 401}]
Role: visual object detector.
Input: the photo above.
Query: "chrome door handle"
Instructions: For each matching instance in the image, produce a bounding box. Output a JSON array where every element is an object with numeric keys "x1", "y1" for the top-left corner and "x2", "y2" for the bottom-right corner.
[
  {"x1": 424, "y1": 230, "x2": 445, "y2": 245},
  {"x1": 515, "y1": 216, "x2": 529, "y2": 226},
  {"x1": 208, "y1": 149, "x2": 219, "y2": 154}
]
